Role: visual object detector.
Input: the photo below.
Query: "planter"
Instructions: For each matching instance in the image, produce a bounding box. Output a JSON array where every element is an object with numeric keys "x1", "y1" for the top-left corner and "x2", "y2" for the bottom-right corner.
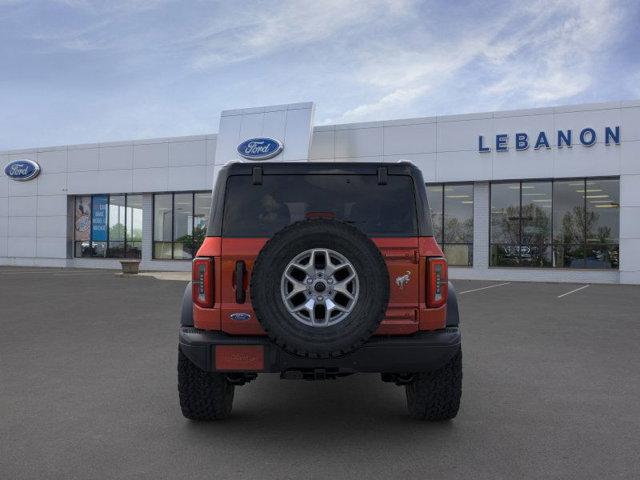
[{"x1": 119, "y1": 259, "x2": 141, "y2": 274}]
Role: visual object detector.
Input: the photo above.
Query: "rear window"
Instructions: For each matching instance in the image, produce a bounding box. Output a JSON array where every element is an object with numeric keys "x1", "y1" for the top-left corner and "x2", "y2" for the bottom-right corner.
[{"x1": 222, "y1": 174, "x2": 418, "y2": 237}]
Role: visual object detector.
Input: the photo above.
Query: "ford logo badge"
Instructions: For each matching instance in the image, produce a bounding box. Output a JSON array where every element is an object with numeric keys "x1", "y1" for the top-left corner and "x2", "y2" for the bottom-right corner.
[
  {"x1": 237, "y1": 137, "x2": 283, "y2": 160},
  {"x1": 230, "y1": 312, "x2": 251, "y2": 321},
  {"x1": 4, "y1": 159, "x2": 41, "y2": 182}
]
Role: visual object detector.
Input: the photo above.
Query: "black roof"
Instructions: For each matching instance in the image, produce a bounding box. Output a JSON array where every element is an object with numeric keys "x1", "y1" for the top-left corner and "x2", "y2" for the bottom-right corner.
[
  {"x1": 207, "y1": 161, "x2": 433, "y2": 237},
  {"x1": 217, "y1": 161, "x2": 423, "y2": 176}
]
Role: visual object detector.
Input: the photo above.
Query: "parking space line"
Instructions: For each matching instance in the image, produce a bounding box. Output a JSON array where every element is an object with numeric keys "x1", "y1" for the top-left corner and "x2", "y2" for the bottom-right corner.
[
  {"x1": 51, "y1": 273, "x2": 114, "y2": 276},
  {"x1": 0, "y1": 270, "x2": 113, "y2": 276},
  {"x1": 557, "y1": 284, "x2": 590, "y2": 298},
  {"x1": 458, "y1": 282, "x2": 511, "y2": 295},
  {"x1": 0, "y1": 271, "x2": 63, "y2": 275}
]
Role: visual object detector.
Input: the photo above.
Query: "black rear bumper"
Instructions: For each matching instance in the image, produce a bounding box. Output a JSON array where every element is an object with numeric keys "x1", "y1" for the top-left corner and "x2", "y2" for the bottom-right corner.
[{"x1": 179, "y1": 327, "x2": 461, "y2": 374}]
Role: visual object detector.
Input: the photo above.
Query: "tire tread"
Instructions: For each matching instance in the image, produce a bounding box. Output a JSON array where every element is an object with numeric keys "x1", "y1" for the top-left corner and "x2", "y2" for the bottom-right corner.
[
  {"x1": 406, "y1": 349, "x2": 462, "y2": 421},
  {"x1": 178, "y1": 349, "x2": 234, "y2": 421}
]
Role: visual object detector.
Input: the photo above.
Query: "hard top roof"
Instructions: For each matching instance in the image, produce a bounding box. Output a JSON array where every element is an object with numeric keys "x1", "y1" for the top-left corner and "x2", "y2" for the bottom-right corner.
[{"x1": 219, "y1": 161, "x2": 423, "y2": 177}]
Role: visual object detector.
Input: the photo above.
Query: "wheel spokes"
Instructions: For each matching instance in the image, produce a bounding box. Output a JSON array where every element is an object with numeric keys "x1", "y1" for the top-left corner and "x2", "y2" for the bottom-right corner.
[
  {"x1": 291, "y1": 261, "x2": 314, "y2": 277},
  {"x1": 285, "y1": 282, "x2": 307, "y2": 299},
  {"x1": 325, "y1": 261, "x2": 349, "y2": 277},
  {"x1": 326, "y1": 298, "x2": 347, "y2": 314},
  {"x1": 292, "y1": 298, "x2": 314, "y2": 313},
  {"x1": 333, "y1": 273, "x2": 356, "y2": 300},
  {"x1": 281, "y1": 248, "x2": 358, "y2": 327}
]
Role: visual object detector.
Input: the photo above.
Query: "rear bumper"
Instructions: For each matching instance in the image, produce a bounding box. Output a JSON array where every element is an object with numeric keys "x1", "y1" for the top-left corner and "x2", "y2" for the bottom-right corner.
[{"x1": 179, "y1": 327, "x2": 461, "y2": 374}]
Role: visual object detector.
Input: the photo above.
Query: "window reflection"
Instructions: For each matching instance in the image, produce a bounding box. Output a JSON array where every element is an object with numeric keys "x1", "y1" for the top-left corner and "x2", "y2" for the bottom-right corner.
[
  {"x1": 491, "y1": 178, "x2": 619, "y2": 269},
  {"x1": 108, "y1": 195, "x2": 126, "y2": 258},
  {"x1": 427, "y1": 183, "x2": 473, "y2": 266},
  {"x1": 586, "y1": 179, "x2": 619, "y2": 244},
  {"x1": 126, "y1": 195, "x2": 143, "y2": 258},
  {"x1": 490, "y1": 183, "x2": 520, "y2": 267},
  {"x1": 553, "y1": 180, "x2": 586, "y2": 268},
  {"x1": 426, "y1": 185, "x2": 443, "y2": 243},
  {"x1": 553, "y1": 180, "x2": 585, "y2": 246},
  {"x1": 153, "y1": 191, "x2": 212, "y2": 260},
  {"x1": 173, "y1": 193, "x2": 193, "y2": 259},
  {"x1": 153, "y1": 194, "x2": 172, "y2": 259},
  {"x1": 490, "y1": 183, "x2": 520, "y2": 245},
  {"x1": 585, "y1": 178, "x2": 619, "y2": 269},
  {"x1": 520, "y1": 181, "x2": 552, "y2": 267},
  {"x1": 194, "y1": 193, "x2": 211, "y2": 253},
  {"x1": 73, "y1": 193, "x2": 143, "y2": 259}
]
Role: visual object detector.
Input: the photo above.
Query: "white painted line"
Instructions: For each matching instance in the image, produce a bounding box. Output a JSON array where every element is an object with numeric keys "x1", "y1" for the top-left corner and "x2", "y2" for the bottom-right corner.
[
  {"x1": 557, "y1": 284, "x2": 590, "y2": 298},
  {"x1": 458, "y1": 282, "x2": 511, "y2": 295},
  {"x1": 51, "y1": 272, "x2": 114, "y2": 276},
  {"x1": 0, "y1": 270, "x2": 109, "y2": 275},
  {"x1": 0, "y1": 271, "x2": 66, "y2": 275}
]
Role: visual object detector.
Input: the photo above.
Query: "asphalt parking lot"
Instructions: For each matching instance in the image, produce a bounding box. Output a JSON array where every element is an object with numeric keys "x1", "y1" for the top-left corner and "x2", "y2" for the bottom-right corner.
[{"x1": 1, "y1": 268, "x2": 639, "y2": 479}]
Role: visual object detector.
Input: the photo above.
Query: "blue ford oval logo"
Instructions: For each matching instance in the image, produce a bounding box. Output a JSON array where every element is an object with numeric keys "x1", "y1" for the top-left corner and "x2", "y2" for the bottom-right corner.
[
  {"x1": 230, "y1": 312, "x2": 251, "y2": 321},
  {"x1": 4, "y1": 159, "x2": 41, "y2": 182},
  {"x1": 237, "y1": 137, "x2": 283, "y2": 160}
]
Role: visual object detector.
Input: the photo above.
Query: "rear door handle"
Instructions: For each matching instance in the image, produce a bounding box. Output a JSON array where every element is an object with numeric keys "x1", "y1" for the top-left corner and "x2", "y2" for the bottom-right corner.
[{"x1": 235, "y1": 261, "x2": 246, "y2": 304}]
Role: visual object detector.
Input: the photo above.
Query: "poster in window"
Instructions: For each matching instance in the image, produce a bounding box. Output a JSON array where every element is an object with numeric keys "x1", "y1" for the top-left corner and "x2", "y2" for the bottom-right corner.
[
  {"x1": 74, "y1": 196, "x2": 91, "y2": 241},
  {"x1": 91, "y1": 195, "x2": 108, "y2": 242}
]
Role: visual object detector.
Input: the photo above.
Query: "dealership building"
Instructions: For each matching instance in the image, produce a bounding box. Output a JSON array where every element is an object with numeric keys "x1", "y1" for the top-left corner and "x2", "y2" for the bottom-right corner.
[{"x1": 1, "y1": 100, "x2": 639, "y2": 284}]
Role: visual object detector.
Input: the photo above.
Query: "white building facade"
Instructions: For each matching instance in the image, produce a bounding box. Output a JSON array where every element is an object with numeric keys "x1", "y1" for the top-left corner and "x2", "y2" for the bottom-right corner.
[{"x1": 1, "y1": 100, "x2": 639, "y2": 284}]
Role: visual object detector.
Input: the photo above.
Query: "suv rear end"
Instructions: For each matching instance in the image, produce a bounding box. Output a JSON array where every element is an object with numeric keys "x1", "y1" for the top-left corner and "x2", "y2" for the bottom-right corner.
[{"x1": 178, "y1": 162, "x2": 461, "y2": 420}]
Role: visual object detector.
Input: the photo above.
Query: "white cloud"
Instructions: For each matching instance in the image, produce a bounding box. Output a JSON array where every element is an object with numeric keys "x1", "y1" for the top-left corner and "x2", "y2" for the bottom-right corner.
[
  {"x1": 0, "y1": 0, "x2": 634, "y2": 149},
  {"x1": 337, "y1": 35, "x2": 493, "y2": 121},
  {"x1": 52, "y1": 0, "x2": 171, "y2": 13},
  {"x1": 334, "y1": 0, "x2": 625, "y2": 122},
  {"x1": 481, "y1": 0, "x2": 621, "y2": 105},
  {"x1": 190, "y1": 0, "x2": 414, "y2": 69},
  {"x1": 340, "y1": 85, "x2": 429, "y2": 121}
]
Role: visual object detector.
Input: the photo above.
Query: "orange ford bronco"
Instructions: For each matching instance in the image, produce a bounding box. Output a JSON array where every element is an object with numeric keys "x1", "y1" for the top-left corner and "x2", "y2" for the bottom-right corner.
[{"x1": 178, "y1": 162, "x2": 461, "y2": 420}]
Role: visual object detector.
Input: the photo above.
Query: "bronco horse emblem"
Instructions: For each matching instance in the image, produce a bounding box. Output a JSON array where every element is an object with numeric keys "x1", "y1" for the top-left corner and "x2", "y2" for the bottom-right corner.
[{"x1": 395, "y1": 270, "x2": 411, "y2": 289}]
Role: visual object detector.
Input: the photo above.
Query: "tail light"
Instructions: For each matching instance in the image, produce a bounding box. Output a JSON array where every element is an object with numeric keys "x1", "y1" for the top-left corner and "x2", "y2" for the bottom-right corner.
[
  {"x1": 192, "y1": 257, "x2": 214, "y2": 308},
  {"x1": 427, "y1": 257, "x2": 448, "y2": 308}
]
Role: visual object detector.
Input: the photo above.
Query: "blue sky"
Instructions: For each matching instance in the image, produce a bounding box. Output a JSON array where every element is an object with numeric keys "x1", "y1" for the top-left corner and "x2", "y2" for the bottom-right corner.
[{"x1": 1, "y1": 0, "x2": 639, "y2": 150}]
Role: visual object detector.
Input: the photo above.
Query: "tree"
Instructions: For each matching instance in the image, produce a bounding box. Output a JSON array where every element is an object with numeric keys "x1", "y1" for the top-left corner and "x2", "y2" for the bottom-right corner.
[
  {"x1": 175, "y1": 225, "x2": 207, "y2": 256},
  {"x1": 109, "y1": 223, "x2": 125, "y2": 241}
]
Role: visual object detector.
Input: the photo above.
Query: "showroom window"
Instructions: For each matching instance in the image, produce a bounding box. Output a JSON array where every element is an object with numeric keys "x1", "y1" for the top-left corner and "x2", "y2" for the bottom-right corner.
[
  {"x1": 153, "y1": 191, "x2": 212, "y2": 259},
  {"x1": 426, "y1": 183, "x2": 474, "y2": 266},
  {"x1": 490, "y1": 178, "x2": 619, "y2": 269},
  {"x1": 74, "y1": 194, "x2": 143, "y2": 258}
]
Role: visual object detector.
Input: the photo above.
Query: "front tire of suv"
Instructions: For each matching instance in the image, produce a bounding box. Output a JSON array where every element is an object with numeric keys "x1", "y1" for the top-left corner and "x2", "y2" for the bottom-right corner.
[
  {"x1": 178, "y1": 349, "x2": 234, "y2": 421},
  {"x1": 405, "y1": 349, "x2": 462, "y2": 421}
]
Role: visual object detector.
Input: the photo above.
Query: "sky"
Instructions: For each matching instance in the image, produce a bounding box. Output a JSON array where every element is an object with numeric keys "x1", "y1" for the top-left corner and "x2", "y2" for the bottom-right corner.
[{"x1": 1, "y1": 0, "x2": 639, "y2": 150}]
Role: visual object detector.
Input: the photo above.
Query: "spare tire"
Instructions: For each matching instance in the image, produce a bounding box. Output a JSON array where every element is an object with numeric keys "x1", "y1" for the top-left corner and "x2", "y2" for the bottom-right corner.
[{"x1": 250, "y1": 219, "x2": 389, "y2": 358}]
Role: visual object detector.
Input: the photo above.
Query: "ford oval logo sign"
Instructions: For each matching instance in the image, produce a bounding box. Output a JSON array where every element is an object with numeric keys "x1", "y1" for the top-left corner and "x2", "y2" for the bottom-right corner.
[
  {"x1": 237, "y1": 137, "x2": 283, "y2": 160},
  {"x1": 4, "y1": 159, "x2": 41, "y2": 182}
]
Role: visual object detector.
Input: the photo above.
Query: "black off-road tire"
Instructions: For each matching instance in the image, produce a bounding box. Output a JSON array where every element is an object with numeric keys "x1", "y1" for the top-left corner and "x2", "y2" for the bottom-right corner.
[
  {"x1": 178, "y1": 349, "x2": 234, "y2": 420},
  {"x1": 405, "y1": 349, "x2": 462, "y2": 420},
  {"x1": 250, "y1": 219, "x2": 389, "y2": 359}
]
